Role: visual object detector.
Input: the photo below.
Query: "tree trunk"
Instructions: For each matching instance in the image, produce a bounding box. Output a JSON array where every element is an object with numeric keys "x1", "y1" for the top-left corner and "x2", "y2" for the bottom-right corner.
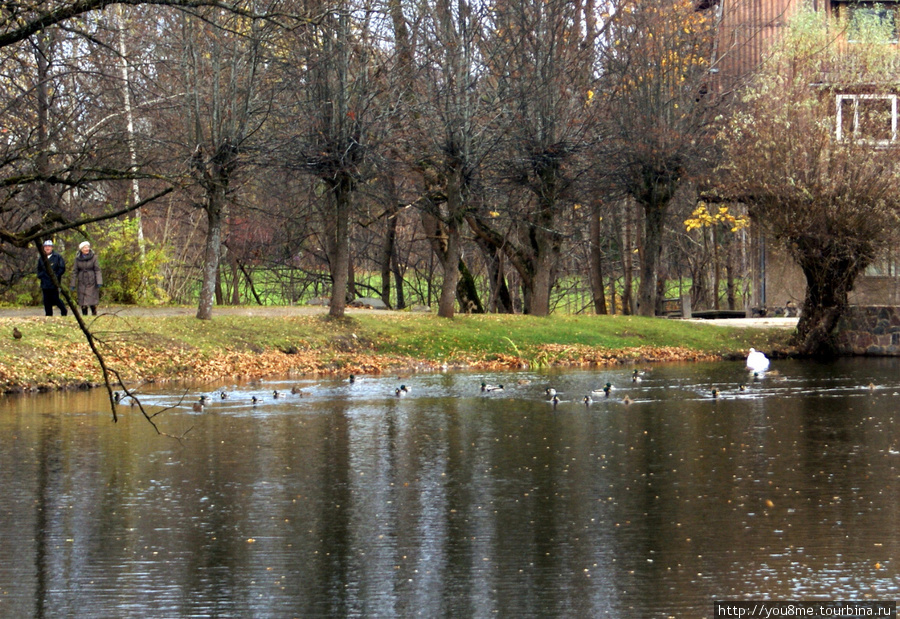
[
  {"x1": 621, "y1": 200, "x2": 634, "y2": 315},
  {"x1": 456, "y1": 259, "x2": 484, "y2": 313},
  {"x1": 326, "y1": 176, "x2": 352, "y2": 318},
  {"x1": 436, "y1": 221, "x2": 461, "y2": 318},
  {"x1": 713, "y1": 226, "x2": 721, "y2": 310},
  {"x1": 725, "y1": 235, "x2": 736, "y2": 310},
  {"x1": 527, "y1": 249, "x2": 555, "y2": 316},
  {"x1": 473, "y1": 234, "x2": 513, "y2": 313},
  {"x1": 637, "y1": 200, "x2": 665, "y2": 316},
  {"x1": 196, "y1": 185, "x2": 225, "y2": 320},
  {"x1": 380, "y1": 203, "x2": 399, "y2": 308},
  {"x1": 421, "y1": 205, "x2": 462, "y2": 318},
  {"x1": 589, "y1": 205, "x2": 607, "y2": 314},
  {"x1": 795, "y1": 252, "x2": 862, "y2": 356}
]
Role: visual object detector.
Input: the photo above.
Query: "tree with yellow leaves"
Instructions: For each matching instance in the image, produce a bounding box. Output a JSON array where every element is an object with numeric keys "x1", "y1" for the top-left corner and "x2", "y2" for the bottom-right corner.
[{"x1": 599, "y1": 0, "x2": 720, "y2": 316}]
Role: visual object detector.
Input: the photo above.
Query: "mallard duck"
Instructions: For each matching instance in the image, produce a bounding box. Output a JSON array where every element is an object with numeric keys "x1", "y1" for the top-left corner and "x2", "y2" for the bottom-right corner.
[
  {"x1": 290, "y1": 386, "x2": 310, "y2": 396},
  {"x1": 114, "y1": 391, "x2": 121, "y2": 403},
  {"x1": 395, "y1": 387, "x2": 407, "y2": 397},
  {"x1": 220, "y1": 391, "x2": 228, "y2": 399},
  {"x1": 746, "y1": 348, "x2": 770, "y2": 372},
  {"x1": 251, "y1": 396, "x2": 259, "y2": 405},
  {"x1": 739, "y1": 384, "x2": 747, "y2": 392},
  {"x1": 583, "y1": 395, "x2": 593, "y2": 405},
  {"x1": 632, "y1": 369, "x2": 642, "y2": 384},
  {"x1": 192, "y1": 397, "x2": 205, "y2": 412},
  {"x1": 545, "y1": 387, "x2": 557, "y2": 397},
  {"x1": 199, "y1": 395, "x2": 209, "y2": 404},
  {"x1": 484, "y1": 384, "x2": 504, "y2": 393},
  {"x1": 711, "y1": 388, "x2": 720, "y2": 399},
  {"x1": 273, "y1": 390, "x2": 284, "y2": 399},
  {"x1": 590, "y1": 382, "x2": 613, "y2": 397},
  {"x1": 12, "y1": 327, "x2": 22, "y2": 340},
  {"x1": 349, "y1": 374, "x2": 356, "y2": 383},
  {"x1": 517, "y1": 379, "x2": 532, "y2": 385}
]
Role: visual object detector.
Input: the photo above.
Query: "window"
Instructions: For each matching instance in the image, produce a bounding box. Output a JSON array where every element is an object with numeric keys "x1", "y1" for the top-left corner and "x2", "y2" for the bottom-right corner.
[
  {"x1": 835, "y1": 93, "x2": 898, "y2": 145},
  {"x1": 834, "y1": 1, "x2": 900, "y2": 43}
]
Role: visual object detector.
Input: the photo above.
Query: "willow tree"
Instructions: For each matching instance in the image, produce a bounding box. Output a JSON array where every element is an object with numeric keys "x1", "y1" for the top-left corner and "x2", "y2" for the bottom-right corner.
[
  {"x1": 719, "y1": 8, "x2": 900, "y2": 355},
  {"x1": 601, "y1": 0, "x2": 719, "y2": 316}
]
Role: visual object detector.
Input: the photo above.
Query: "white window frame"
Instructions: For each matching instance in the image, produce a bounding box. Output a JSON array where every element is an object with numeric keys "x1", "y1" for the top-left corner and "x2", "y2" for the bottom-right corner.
[
  {"x1": 835, "y1": 1, "x2": 900, "y2": 44},
  {"x1": 835, "y1": 93, "x2": 898, "y2": 145}
]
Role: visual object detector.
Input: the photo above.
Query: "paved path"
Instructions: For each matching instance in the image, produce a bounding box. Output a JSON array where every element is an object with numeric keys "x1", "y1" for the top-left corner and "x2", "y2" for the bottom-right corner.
[{"x1": 684, "y1": 317, "x2": 798, "y2": 329}]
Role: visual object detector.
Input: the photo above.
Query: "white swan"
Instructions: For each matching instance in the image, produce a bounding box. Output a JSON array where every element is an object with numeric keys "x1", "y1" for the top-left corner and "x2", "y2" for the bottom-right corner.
[{"x1": 746, "y1": 348, "x2": 770, "y2": 372}]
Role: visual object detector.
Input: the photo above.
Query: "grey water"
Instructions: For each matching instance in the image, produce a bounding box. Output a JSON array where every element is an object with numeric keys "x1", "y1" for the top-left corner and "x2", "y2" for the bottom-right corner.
[{"x1": 1, "y1": 358, "x2": 899, "y2": 618}]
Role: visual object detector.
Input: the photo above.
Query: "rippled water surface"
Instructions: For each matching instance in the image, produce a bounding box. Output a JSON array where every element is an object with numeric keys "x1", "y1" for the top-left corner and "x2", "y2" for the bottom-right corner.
[{"x1": 1, "y1": 358, "x2": 899, "y2": 618}]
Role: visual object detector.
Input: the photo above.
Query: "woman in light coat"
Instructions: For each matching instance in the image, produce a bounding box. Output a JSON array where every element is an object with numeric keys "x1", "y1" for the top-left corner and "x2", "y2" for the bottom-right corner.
[{"x1": 71, "y1": 241, "x2": 103, "y2": 315}]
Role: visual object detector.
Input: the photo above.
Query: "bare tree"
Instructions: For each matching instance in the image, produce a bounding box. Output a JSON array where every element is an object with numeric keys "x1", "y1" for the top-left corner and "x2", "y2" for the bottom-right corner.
[
  {"x1": 469, "y1": 0, "x2": 599, "y2": 316},
  {"x1": 280, "y1": 0, "x2": 388, "y2": 318}
]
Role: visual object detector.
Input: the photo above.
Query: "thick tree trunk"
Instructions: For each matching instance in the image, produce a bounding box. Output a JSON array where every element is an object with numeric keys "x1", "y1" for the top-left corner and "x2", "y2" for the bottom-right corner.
[
  {"x1": 526, "y1": 247, "x2": 556, "y2": 316},
  {"x1": 421, "y1": 207, "x2": 461, "y2": 318},
  {"x1": 196, "y1": 186, "x2": 225, "y2": 320},
  {"x1": 326, "y1": 176, "x2": 352, "y2": 319},
  {"x1": 637, "y1": 200, "x2": 665, "y2": 316},
  {"x1": 795, "y1": 253, "x2": 862, "y2": 356}
]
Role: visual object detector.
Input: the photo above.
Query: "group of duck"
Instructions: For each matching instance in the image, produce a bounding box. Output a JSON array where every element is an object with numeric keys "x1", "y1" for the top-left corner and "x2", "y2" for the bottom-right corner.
[
  {"x1": 120, "y1": 350, "x2": 774, "y2": 412},
  {"x1": 481, "y1": 348, "x2": 773, "y2": 408},
  {"x1": 481, "y1": 372, "x2": 639, "y2": 408}
]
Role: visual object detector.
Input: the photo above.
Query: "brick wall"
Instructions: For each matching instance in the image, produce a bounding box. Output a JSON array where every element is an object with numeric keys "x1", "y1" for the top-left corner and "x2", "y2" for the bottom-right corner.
[{"x1": 834, "y1": 306, "x2": 900, "y2": 356}]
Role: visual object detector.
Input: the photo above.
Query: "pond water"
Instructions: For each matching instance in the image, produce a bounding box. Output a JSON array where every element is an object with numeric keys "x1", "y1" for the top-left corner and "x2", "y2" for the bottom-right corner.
[{"x1": 1, "y1": 358, "x2": 899, "y2": 618}]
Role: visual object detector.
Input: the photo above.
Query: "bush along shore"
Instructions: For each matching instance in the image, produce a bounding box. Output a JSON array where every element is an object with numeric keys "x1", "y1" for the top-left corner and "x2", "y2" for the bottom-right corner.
[{"x1": 0, "y1": 311, "x2": 793, "y2": 393}]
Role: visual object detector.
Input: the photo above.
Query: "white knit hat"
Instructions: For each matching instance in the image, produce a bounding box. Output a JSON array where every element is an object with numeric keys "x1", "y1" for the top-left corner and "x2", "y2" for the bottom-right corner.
[{"x1": 79, "y1": 241, "x2": 90, "y2": 250}]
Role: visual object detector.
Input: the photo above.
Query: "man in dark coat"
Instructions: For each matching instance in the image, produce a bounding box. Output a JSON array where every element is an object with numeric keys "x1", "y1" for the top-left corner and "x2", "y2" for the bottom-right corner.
[{"x1": 36, "y1": 240, "x2": 67, "y2": 316}]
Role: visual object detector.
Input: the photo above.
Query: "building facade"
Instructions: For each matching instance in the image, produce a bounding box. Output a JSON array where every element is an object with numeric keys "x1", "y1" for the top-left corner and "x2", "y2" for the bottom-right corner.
[{"x1": 712, "y1": 0, "x2": 900, "y2": 312}]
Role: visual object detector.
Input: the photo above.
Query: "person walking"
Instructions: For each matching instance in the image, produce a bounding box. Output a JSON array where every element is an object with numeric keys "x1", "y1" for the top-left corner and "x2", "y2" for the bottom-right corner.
[
  {"x1": 36, "y1": 240, "x2": 67, "y2": 316},
  {"x1": 71, "y1": 241, "x2": 102, "y2": 316}
]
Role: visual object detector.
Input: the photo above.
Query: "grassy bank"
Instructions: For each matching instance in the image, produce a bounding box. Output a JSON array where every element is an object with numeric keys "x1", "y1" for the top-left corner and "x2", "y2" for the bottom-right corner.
[{"x1": 0, "y1": 312, "x2": 793, "y2": 392}]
